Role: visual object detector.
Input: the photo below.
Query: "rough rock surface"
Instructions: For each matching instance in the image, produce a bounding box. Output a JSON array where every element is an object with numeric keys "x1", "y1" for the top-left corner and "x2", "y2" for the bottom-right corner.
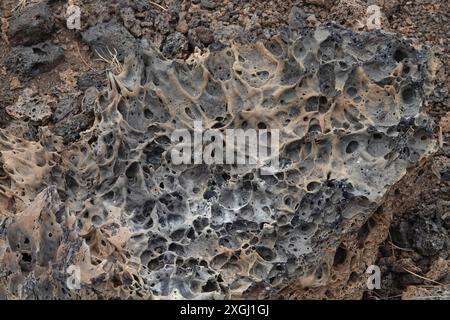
[
  {"x1": 7, "y1": 2, "x2": 54, "y2": 46},
  {"x1": 0, "y1": 0, "x2": 448, "y2": 300},
  {"x1": 5, "y1": 42, "x2": 64, "y2": 80},
  {"x1": 0, "y1": 21, "x2": 437, "y2": 299},
  {"x1": 81, "y1": 20, "x2": 138, "y2": 61},
  {"x1": 6, "y1": 88, "x2": 54, "y2": 122}
]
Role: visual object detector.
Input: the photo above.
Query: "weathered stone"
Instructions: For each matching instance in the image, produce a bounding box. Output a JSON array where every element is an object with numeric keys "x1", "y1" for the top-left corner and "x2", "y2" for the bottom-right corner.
[
  {"x1": 7, "y1": 2, "x2": 54, "y2": 46},
  {"x1": 5, "y1": 42, "x2": 64, "y2": 79},
  {"x1": 81, "y1": 20, "x2": 138, "y2": 61}
]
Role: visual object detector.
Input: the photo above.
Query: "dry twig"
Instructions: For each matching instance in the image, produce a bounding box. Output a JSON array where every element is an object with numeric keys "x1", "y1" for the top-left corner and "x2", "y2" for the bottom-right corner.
[
  {"x1": 402, "y1": 267, "x2": 444, "y2": 286},
  {"x1": 75, "y1": 42, "x2": 96, "y2": 71},
  {"x1": 13, "y1": 0, "x2": 28, "y2": 11},
  {"x1": 148, "y1": 1, "x2": 168, "y2": 11},
  {"x1": 389, "y1": 241, "x2": 415, "y2": 252},
  {"x1": 95, "y1": 48, "x2": 124, "y2": 75}
]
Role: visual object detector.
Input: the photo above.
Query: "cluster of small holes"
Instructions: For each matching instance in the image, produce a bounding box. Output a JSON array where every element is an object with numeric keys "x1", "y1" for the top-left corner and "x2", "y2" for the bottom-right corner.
[{"x1": 0, "y1": 24, "x2": 434, "y2": 300}]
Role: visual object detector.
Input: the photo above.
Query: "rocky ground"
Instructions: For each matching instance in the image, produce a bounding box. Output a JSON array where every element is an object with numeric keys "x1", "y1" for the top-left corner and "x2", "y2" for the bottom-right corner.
[{"x1": 0, "y1": 0, "x2": 449, "y2": 299}]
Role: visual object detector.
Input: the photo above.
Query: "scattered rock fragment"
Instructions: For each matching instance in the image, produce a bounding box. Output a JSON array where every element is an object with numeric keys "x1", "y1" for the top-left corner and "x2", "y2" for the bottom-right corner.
[
  {"x1": 5, "y1": 42, "x2": 64, "y2": 79},
  {"x1": 161, "y1": 31, "x2": 188, "y2": 57},
  {"x1": 77, "y1": 70, "x2": 107, "y2": 91},
  {"x1": 81, "y1": 86, "x2": 98, "y2": 114},
  {"x1": 81, "y1": 20, "x2": 138, "y2": 61},
  {"x1": 154, "y1": 12, "x2": 171, "y2": 35},
  {"x1": 411, "y1": 219, "x2": 449, "y2": 257},
  {"x1": 6, "y1": 88, "x2": 54, "y2": 122},
  {"x1": 189, "y1": 26, "x2": 214, "y2": 47},
  {"x1": 200, "y1": 0, "x2": 219, "y2": 10},
  {"x1": 176, "y1": 19, "x2": 189, "y2": 34},
  {"x1": 402, "y1": 285, "x2": 450, "y2": 300},
  {"x1": 53, "y1": 113, "x2": 93, "y2": 145},
  {"x1": 120, "y1": 7, "x2": 142, "y2": 37},
  {"x1": 52, "y1": 96, "x2": 76, "y2": 122},
  {"x1": 330, "y1": 0, "x2": 367, "y2": 28},
  {"x1": 288, "y1": 7, "x2": 307, "y2": 30},
  {"x1": 7, "y1": 2, "x2": 54, "y2": 46},
  {"x1": 305, "y1": 0, "x2": 326, "y2": 5},
  {"x1": 213, "y1": 24, "x2": 247, "y2": 44},
  {"x1": 306, "y1": 14, "x2": 318, "y2": 27}
]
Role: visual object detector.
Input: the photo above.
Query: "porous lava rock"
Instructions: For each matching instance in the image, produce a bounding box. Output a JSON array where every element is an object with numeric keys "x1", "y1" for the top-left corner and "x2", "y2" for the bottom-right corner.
[{"x1": 0, "y1": 23, "x2": 437, "y2": 299}]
